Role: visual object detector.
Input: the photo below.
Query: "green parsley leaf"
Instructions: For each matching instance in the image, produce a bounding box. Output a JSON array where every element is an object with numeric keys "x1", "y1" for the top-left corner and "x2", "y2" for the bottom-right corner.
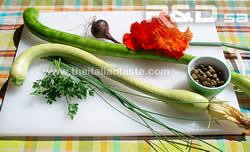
[{"x1": 32, "y1": 69, "x2": 94, "y2": 119}]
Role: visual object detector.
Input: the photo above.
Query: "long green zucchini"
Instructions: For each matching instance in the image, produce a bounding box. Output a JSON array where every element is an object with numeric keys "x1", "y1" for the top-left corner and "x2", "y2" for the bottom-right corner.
[
  {"x1": 11, "y1": 43, "x2": 209, "y2": 113},
  {"x1": 23, "y1": 7, "x2": 250, "y2": 96}
]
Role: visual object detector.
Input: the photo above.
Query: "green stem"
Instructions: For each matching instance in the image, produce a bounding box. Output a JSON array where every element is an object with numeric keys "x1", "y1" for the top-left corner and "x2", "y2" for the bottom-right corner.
[
  {"x1": 190, "y1": 42, "x2": 250, "y2": 51},
  {"x1": 231, "y1": 72, "x2": 250, "y2": 96}
]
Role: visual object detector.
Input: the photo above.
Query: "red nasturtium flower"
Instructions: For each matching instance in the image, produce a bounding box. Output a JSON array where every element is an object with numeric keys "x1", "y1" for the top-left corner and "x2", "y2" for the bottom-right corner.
[{"x1": 123, "y1": 13, "x2": 193, "y2": 59}]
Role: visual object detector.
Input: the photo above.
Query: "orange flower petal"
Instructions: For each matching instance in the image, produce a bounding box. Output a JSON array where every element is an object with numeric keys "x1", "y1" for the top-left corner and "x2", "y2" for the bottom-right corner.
[{"x1": 122, "y1": 14, "x2": 193, "y2": 59}]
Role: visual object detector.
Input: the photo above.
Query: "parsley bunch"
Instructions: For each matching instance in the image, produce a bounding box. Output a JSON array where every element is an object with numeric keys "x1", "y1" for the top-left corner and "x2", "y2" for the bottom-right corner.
[{"x1": 32, "y1": 60, "x2": 94, "y2": 119}]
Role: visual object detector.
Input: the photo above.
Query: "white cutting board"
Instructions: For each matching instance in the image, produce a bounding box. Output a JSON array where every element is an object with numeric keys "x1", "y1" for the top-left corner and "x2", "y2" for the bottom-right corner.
[{"x1": 0, "y1": 11, "x2": 243, "y2": 136}]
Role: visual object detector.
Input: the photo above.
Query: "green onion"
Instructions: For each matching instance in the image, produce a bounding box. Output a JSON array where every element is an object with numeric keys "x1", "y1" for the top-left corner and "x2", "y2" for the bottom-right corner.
[
  {"x1": 190, "y1": 42, "x2": 250, "y2": 51},
  {"x1": 50, "y1": 58, "x2": 222, "y2": 152}
]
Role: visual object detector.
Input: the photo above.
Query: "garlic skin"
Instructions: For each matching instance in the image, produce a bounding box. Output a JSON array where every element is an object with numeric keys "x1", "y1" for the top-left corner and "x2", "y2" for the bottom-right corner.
[{"x1": 208, "y1": 102, "x2": 250, "y2": 129}]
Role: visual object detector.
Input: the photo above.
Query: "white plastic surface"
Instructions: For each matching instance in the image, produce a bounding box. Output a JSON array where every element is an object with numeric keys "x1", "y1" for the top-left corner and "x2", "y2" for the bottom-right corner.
[{"x1": 0, "y1": 11, "x2": 243, "y2": 136}]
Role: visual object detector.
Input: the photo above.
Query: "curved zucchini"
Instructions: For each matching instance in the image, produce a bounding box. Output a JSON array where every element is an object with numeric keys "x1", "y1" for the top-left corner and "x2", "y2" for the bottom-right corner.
[{"x1": 11, "y1": 43, "x2": 209, "y2": 113}]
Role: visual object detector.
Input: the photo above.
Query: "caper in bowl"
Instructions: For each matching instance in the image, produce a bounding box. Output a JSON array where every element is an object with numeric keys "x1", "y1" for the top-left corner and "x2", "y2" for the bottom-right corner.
[{"x1": 187, "y1": 56, "x2": 231, "y2": 96}]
